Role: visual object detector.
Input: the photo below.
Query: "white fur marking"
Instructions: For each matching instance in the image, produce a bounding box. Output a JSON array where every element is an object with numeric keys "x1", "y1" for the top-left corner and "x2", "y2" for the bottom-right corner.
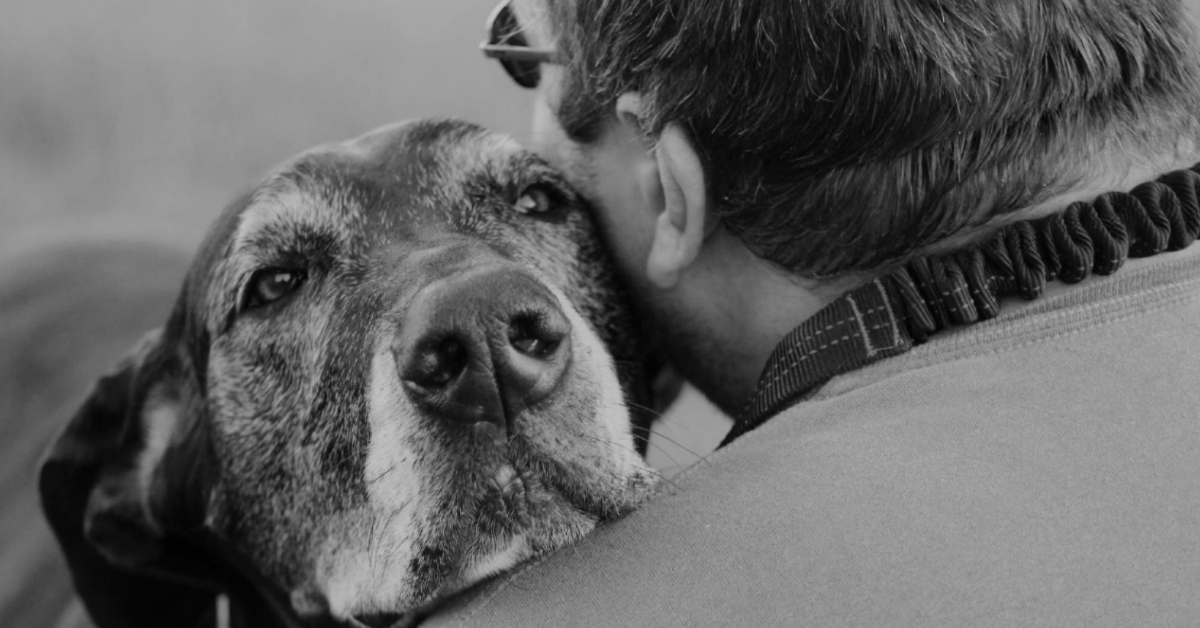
[
  {"x1": 461, "y1": 536, "x2": 530, "y2": 583},
  {"x1": 322, "y1": 349, "x2": 428, "y2": 619},
  {"x1": 493, "y1": 465, "x2": 516, "y2": 489},
  {"x1": 215, "y1": 594, "x2": 230, "y2": 628},
  {"x1": 136, "y1": 392, "x2": 179, "y2": 532}
]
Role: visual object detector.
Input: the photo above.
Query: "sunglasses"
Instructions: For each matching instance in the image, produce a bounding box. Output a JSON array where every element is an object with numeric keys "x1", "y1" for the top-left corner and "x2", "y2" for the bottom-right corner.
[{"x1": 480, "y1": 0, "x2": 558, "y2": 89}]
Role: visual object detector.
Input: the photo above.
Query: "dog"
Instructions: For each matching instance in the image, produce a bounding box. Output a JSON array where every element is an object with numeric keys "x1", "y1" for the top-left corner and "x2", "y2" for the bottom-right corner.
[{"x1": 40, "y1": 119, "x2": 659, "y2": 628}]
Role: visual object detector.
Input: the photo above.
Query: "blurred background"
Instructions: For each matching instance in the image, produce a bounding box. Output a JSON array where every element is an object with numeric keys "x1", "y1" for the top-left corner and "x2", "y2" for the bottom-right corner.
[{"x1": 0, "y1": 2, "x2": 727, "y2": 626}]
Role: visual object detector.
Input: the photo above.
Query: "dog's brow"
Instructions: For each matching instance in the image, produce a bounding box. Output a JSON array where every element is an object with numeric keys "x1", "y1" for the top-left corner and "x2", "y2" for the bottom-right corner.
[
  {"x1": 490, "y1": 133, "x2": 523, "y2": 157},
  {"x1": 236, "y1": 176, "x2": 362, "y2": 249},
  {"x1": 447, "y1": 131, "x2": 523, "y2": 178},
  {"x1": 204, "y1": 177, "x2": 363, "y2": 330}
]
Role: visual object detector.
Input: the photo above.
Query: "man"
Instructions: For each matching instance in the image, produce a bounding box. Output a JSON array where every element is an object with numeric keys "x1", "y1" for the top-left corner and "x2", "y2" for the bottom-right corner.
[{"x1": 430, "y1": 0, "x2": 1200, "y2": 625}]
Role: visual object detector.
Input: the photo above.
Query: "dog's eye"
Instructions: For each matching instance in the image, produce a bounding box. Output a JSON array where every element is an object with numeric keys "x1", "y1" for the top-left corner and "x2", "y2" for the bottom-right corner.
[
  {"x1": 513, "y1": 184, "x2": 556, "y2": 215},
  {"x1": 244, "y1": 268, "x2": 306, "y2": 310}
]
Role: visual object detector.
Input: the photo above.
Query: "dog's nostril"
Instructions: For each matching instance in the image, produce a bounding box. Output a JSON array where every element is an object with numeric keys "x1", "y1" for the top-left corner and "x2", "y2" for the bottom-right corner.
[
  {"x1": 353, "y1": 611, "x2": 407, "y2": 628},
  {"x1": 406, "y1": 337, "x2": 467, "y2": 389},
  {"x1": 508, "y1": 314, "x2": 563, "y2": 359}
]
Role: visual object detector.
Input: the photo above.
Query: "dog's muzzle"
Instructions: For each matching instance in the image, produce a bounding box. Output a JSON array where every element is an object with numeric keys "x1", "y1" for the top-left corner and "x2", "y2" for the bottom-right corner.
[{"x1": 393, "y1": 266, "x2": 572, "y2": 434}]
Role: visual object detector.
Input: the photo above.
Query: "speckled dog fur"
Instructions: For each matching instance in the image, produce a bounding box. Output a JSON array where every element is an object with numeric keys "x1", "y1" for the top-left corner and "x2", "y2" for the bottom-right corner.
[{"x1": 41, "y1": 120, "x2": 657, "y2": 628}]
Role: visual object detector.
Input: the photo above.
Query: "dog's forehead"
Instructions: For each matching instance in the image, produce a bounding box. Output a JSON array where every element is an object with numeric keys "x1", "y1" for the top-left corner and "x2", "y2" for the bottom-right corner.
[
  {"x1": 231, "y1": 120, "x2": 526, "y2": 245},
  {"x1": 314, "y1": 119, "x2": 526, "y2": 216},
  {"x1": 335, "y1": 119, "x2": 521, "y2": 179}
]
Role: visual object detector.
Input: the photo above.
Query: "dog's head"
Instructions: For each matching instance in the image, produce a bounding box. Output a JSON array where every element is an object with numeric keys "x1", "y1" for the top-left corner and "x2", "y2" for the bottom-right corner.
[{"x1": 41, "y1": 120, "x2": 657, "y2": 627}]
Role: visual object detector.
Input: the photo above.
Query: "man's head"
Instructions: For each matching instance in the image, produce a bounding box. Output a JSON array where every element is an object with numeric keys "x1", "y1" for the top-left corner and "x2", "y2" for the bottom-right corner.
[{"x1": 499, "y1": 0, "x2": 1200, "y2": 412}]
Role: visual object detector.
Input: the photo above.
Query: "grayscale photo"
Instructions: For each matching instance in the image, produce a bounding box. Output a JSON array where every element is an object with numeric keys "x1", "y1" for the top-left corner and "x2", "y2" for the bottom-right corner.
[{"x1": 4, "y1": 1, "x2": 1200, "y2": 627}]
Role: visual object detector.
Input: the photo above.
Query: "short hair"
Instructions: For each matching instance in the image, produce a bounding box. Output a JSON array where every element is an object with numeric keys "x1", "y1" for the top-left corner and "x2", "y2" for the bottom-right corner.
[{"x1": 545, "y1": 0, "x2": 1200, "y2": 278}]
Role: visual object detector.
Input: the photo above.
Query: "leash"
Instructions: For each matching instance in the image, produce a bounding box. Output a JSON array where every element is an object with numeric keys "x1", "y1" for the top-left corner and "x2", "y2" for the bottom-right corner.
[{"x1": 720, "y1": 163, "x2": 1200, "y2": 447}]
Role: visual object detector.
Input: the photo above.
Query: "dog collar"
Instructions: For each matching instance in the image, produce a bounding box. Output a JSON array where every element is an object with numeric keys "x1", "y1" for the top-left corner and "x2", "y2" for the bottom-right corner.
[{"x1": 721, "y1": 163, "x2": 1200, "y2": 447}]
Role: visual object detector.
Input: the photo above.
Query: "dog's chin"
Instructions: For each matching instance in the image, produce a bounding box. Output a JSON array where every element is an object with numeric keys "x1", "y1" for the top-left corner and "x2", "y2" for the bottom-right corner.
[
  {"x1": 424, "y1": 336, "x2": 659, "y2": 594},
  {"x1": 449, "y1": 430, "x2": 656, "y2": 577},
  {"x1": 396, "y1": 421, "x2": 656, "y2": 616}
]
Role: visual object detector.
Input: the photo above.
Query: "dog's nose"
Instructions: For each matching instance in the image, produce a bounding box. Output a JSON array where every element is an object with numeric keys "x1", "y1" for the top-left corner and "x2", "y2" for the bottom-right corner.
[{"x1": 393, "y1": 268, "x2": 572, "y2": 432}]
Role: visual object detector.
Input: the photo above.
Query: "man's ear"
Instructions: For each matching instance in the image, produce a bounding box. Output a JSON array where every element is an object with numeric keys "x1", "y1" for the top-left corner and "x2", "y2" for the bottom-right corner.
[
  {"x1": 615, "y1": 93, "x2": 710, "y2": 290},
  {"x1": 39, "y1": 329, "x2": 225, "y2": 628}
]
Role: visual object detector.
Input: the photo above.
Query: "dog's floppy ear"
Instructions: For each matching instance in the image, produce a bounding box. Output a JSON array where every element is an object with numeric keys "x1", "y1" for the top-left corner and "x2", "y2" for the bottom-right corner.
[{"x1": 39, "y1": 329, "x2": 225, "y2": 628}]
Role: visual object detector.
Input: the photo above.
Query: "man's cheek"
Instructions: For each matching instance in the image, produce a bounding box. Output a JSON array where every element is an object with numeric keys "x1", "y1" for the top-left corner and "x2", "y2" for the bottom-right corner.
[
  {"x1": 530, "y1": 65, "x2": 571, "y2": 161},
  {"x1": 531, "y1": 95, "x2": 567, "y2": 164}
]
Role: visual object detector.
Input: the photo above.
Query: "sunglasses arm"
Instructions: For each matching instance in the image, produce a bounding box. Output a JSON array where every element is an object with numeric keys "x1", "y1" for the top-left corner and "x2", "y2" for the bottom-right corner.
[{"x1": 480, "y1": 43, "x2": 559, "y2": 63}]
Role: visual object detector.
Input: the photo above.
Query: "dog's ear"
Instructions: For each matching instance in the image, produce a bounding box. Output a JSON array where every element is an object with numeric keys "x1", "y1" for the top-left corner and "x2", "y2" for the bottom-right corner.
[{"x1": 39, "y1": 329, "x2": 226, "y2": 628}]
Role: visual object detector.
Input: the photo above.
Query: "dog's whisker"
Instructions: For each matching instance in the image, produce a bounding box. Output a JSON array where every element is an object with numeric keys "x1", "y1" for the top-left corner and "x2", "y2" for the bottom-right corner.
[
  {"x1": 622, "y1": 399, "x2": 666, "y2": 421},
  {"x1": 620, "y1": 399, "x2": 724, "y2": 470},
  {"x1": 544, "y1": 407, "x2": 699, "y2": 482},
  {"x1": 367, "y1": 508, "x2": 380, "y2": 576},
  {"x1": 627, "y1": 431, "x2": 691, "y2": 468},
  {"x1": 570, "y1": 432, "x2": 687, "y2": 493},
  {"x1": 378, "y1": 508, "x2": 406, "y2": 576},
  {"x1": 367, "y1": 462, "x2": 401, "y2": 486},
  {"x1": 609, "y1": 359, "x2": 649, "y2": 367},
  {"x1": 626, "y1": 434, "x2": 696, "y2": 483},
  {"x1": 631, "y1": 424, "x2": 707, "y2": 463},
  {"x1": 629, "y1": 429, "x2": 726, "y2": 480},
  {"x1": 641, "y1": 411, "x2": 693, "y2": 432}
]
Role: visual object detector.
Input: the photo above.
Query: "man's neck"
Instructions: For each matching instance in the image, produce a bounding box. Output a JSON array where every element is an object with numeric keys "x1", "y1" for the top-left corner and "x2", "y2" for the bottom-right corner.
[
  {"x1": 932, "y1": 145, "x2": 1200, "y2": 301},
  {"x1": 708, "y1": 146, "x2": 1200, "y2": 415},
  {"x1": 932, "y1": 143, "x2": 1200, "y2": 255},
  {"x1": 684, "y1": 231, "x2": 861, "y2": 415}
]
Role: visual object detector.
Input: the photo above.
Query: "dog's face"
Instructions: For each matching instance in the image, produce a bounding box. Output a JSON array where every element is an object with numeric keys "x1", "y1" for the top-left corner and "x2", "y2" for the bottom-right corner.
[{"x1": 41, "y1": 120, "x2": 656, "y2": 628}]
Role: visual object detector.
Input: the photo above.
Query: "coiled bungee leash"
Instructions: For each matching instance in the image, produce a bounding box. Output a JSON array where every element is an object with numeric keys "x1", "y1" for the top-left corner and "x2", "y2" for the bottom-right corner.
[{"x1": 720, "y1": 163, "x2": 1200, "y2": 447}]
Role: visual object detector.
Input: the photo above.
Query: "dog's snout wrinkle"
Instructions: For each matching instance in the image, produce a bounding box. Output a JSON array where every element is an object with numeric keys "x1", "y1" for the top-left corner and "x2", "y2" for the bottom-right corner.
[{"x1": 393, "y1": 268, "x2": 572, "y2": 434}]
